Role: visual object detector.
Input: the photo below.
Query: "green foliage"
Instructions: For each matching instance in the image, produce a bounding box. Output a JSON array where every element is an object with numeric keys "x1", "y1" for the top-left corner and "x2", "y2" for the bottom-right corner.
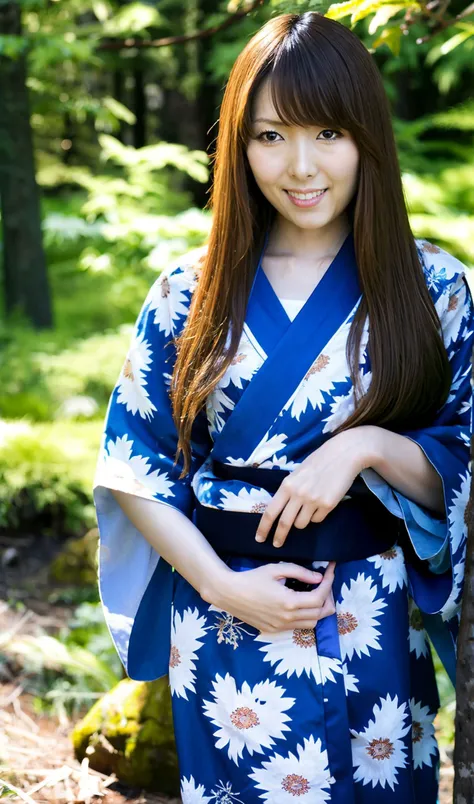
[
  {"x1": 434, "y1": 649, "x2": 456, "y2": 746},
  {"x1": 0, "y1": 420, "x2": 100, "y2": 533},
  {"x1": 2, "y1": 599, "x2": 121, "y2": 718},
  {"x1": 102, "y1": 2, "x2": 165, "y2": 35}
]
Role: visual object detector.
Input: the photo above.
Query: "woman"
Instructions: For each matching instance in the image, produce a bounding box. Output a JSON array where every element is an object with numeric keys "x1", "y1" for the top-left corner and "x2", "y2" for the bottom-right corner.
[{"x1": 94, "y1": 11, "x2": 473, "y2": 803}]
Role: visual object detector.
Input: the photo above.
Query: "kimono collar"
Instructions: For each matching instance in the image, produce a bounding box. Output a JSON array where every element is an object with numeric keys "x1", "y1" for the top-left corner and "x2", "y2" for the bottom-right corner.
[{"x1": 211, "y1": 228, "x2": 361, "y2": 463}]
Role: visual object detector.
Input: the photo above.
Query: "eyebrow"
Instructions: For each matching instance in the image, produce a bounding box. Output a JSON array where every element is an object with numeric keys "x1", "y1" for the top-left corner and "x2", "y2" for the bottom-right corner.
[{"x1": 252, "y1": 117, "x2": 287, "y2": 125}]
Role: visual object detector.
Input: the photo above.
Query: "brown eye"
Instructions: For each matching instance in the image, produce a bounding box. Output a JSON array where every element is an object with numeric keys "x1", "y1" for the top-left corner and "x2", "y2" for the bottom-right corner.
[
  {"x1": 318, "y1": 129, "x2": 341, "y2": 142},
  {"x1": 256, "y1": 129, "x2": 282, "y2": 143}
]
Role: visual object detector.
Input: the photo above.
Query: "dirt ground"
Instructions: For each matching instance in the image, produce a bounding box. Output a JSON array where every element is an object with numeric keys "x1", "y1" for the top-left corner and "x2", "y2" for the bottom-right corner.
[{"x1": 0, "y1": 600, "x2": 180, "y2": 804}]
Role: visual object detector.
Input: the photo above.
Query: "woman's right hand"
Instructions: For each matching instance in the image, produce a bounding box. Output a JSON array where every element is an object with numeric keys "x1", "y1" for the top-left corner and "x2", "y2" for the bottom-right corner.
[{"x1": 205, "y1": 561, "x2": 336, "y2": 633}]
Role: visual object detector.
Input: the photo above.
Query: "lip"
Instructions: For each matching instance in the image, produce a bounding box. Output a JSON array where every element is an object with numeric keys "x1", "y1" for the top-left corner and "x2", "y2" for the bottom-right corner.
[
  {"x1": 285, "y1": 188, "x2": 327, "y2": 193},
  {"x1": 284, "y1": 188, "x2": 328, "y2": 208}
]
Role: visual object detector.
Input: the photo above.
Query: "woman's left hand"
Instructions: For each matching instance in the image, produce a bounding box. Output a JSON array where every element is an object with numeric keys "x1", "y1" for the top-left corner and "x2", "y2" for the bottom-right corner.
[{"x1": 255, "y1": 427, "x2": 374, "y2": 548}]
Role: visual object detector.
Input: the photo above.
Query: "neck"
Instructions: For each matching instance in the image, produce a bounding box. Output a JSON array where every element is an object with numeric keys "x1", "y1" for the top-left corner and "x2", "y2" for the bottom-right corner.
[{"x1": 266, "y1": 215, "x2": 351, "y2": 261}]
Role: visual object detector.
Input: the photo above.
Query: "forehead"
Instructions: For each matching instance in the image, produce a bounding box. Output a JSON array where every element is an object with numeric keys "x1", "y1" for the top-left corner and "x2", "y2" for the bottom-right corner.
[{"x1": 251, "y1": 81, "x2": 277, "y2": 120}]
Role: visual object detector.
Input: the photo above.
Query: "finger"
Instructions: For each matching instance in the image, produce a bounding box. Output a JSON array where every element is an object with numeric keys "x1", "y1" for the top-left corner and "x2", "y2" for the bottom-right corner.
[
  {"x1": 292, "y1": 563, "x2": 336, "y2": 608},
  {"x1": 255, "y1": 489, "x2": 290, "y2": 542},
  {"x1": 293, "y1": 502, "x2": 318, "y2": 529},
  {"x1": 287, "y1": 621, "x2": 319, "y2": 630},
  {"x1": 272, "y1": 499, "x2": 303, "y2": 547},
  {"x1": 319, "y1": 594, "x2": 336, "y2": 619},
  {"x1": 258, "y1": 617, "x2": 319, "y2": 635},
  {"x1": 272, "y1": 563, "x2": 324, "y2": 585},
  {"x1": 310, "y1": 504, "x2": 335, "y2": 523},
  {"x1": 288, "y1": 607, "x2": 324, "y2": 621}
]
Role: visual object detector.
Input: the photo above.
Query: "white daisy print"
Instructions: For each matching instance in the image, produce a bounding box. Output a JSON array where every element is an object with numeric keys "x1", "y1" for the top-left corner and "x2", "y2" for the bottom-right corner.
[
  {"x1": 96, "y1": 434, "x2": 175, "y2": 501},
  {"x1": 116, "y1": 331, "x2": 157, "y2": 420},
  {"x1": 322, "y1": 374, "x2": 371, "y2": 434},
  {"x1": 367, "y1": 545, "x2": 407, "y2": 594},
  {"x1": 440, "y1": 273, "x2": 469, "y2": 348},
  {"x1": 169, "y1": 607, "x2": 207, "y2": 699},
  {"x1": 342, "y1": 663, "x2": 360, "y2": 695},
  {"x1": 351, "y1": 694, "x2": 410, "y2": 791},
  {"x1": 219, "y1": 485, "x2": 273, "y2": 514},
  {"x1": 202, "y1": 674, "x2": 294, "y2": 765},
  {"x1": 147, "y1": 268, "x2": 190, "y2": 337},
  {"x1": 226, "y1": 432, "x2": 297, "y2": 471},
  {"x1": 208, "y1": 781, "x2": 244, "y2": 803},
  {"x1": 409, "y1": 699, "x2": 438, "y2": 769},
  {"x1": 181, "y1": 776, "x2": 211, "y2": 804},
  {"x1": 282, "y1": 313, "x2": 360, "y2": 422},
  {"x1": 254, "y1": 628, "x2": 343, "y2": 685},
  {"x1": 249, "y1": 735, "x2": 332, "y2": 803},
  {"x1": 217, "y1": 330, "x2": 262, "y2": 391},
  {"x1": 441, "y1": 554, "x2": 465, "y2": 622},
  {"x1": 408, "y1": 598, "x2": 429, "y2": 658},
  {"x1": 336, "y1": 573, "x2": 387, "y2": 661},
  {"x1": 260, "y1": 453, "x2": 299, "y2": 470},
  {"x1": 448, "y1": 471, "x2": 469, "y2": 555},
  {"x1": 206, "y1": 387, "x2": 235, "y2": 436}
]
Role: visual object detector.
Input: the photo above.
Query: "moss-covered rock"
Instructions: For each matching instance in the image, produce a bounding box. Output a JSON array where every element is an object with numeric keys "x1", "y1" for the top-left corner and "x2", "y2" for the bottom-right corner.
[
  {"x1": 72, "y1": 677, "x2": 179, "y2": 794},
  {"x1": 49, "y1": 528, "x2": 98, "y2": 586}
]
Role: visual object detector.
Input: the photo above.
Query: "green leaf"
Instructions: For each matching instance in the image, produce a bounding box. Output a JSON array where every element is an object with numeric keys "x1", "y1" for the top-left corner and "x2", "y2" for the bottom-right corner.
[
  {"x1": 92, "y1": 0, "x2": 112, "y2": 22},
  {"x1": 368, "y1": 3, "x2": 409, "y2": 33},
  {"x1": 102, "y1": 97, "x2": 136, "y2": 125},
  {"x1": 0, "y1": 34, "x2": 28, "y2": 59},
  {"x1": 103, "y1": 2, "x2": 163, "y2": 36},
  {"x1": 373, "y1": 26, "x2": 402, "y2": 54},
  {"x1": 326, "y1": 0, "x2": 366, "y2": 21},
  {"x1": 439, "y1": 26, "x2": 474, "y2": 56}
]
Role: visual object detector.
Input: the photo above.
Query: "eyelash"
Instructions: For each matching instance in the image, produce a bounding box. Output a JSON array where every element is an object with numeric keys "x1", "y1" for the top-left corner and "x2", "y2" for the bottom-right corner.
[{"x1": 256, "y1": 128, "x2": 342, "y2": 144}]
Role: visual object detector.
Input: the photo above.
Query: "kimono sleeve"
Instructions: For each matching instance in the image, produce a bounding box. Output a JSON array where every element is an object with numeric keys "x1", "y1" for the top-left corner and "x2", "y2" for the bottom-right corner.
[
  {"x1": 360, "y1": 250, "x2": 473, "y2": 641},
  {"x1": 93, "y1": 265, "x2": 212, "y2": 681}
]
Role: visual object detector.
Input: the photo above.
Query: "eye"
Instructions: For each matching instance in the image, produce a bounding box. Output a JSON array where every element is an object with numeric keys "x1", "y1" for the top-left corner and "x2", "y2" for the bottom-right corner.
[
  {"x1": 255, "y1": 129, "x2": 282, "y2": 144},
  {"x1": 317, "y1": 129, "x2": 342, "y2": 142}
]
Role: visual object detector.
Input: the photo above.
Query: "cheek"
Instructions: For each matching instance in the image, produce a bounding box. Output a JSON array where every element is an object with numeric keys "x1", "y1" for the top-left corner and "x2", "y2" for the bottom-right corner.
[
  {"x1": 331, "y1": 145, "x2": 360, "y2": 188},
  {"x1": 246, "y1": 145, "x2": 280, "y2": 185}
]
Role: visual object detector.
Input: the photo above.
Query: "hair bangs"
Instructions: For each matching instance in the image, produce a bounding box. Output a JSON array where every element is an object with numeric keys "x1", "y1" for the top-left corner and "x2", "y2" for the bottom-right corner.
[{"x1": 269, "y1": 49, "x2": 353, "y2": 134}]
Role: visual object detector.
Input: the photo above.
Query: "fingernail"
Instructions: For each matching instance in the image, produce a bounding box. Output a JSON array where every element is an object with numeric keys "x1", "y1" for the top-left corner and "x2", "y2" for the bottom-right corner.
[
  {"x1": 255, "y1": 534, "x2": 264, "y2": 542},
  {"x1": 273, "y1": 540, "x2": 282, "y2": 548}
]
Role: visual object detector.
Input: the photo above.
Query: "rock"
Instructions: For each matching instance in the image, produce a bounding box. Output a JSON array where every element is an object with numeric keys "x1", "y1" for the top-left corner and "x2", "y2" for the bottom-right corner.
[
  {"x1": 49, "y1": 529, "x2": 98, "y2": 587},
  {"x1": 72, "y1": 676, "x2": 179, "y2": 794}
]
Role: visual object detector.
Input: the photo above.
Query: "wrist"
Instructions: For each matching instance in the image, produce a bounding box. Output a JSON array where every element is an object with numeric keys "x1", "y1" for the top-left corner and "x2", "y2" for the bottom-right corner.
[
  {"x1": 199, "y1": 563, "x2": 236, "y2": 607},
  {"x1": 343, "y1": 425, "x2": 384, "y2": 473}
]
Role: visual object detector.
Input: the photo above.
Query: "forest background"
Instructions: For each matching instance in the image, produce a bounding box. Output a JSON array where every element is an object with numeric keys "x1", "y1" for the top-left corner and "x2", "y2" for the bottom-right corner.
[{"x1": 0, "y1": 0, "x2": 473, "y2": 802}]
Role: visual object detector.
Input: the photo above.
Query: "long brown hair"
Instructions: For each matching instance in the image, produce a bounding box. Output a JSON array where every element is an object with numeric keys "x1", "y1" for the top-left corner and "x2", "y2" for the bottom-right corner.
[{"x1": 170, "y1": 11, "x2": 451, "y2": 477}]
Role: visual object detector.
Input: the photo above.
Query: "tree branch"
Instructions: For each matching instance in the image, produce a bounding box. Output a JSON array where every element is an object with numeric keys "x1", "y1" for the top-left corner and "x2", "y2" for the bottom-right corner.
[
  {"x1": 404, "y1": 0, "x2": 474, "y2": 45},
  {"x1": 98, "y1": 0, "x2": 265, "y2": 51}
]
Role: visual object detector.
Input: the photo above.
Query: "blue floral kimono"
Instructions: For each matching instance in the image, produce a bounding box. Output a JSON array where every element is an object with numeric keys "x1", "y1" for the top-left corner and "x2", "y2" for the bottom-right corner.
[{"x1": 94, "y1": 232, "x2": 473, "y2": 803}]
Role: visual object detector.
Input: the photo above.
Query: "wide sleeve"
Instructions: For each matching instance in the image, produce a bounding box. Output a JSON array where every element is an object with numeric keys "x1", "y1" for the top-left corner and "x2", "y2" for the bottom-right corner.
[
  {"x1": 93, "y1": 264, "x2": 212, "y2": 681},
  {"x1": 360, "y1": 251, "x2": 473, "y2": 680}
]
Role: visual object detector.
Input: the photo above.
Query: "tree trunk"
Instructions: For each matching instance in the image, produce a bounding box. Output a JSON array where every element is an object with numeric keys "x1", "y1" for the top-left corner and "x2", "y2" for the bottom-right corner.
[
  {"x1": 453, "y1": 355, "x2": 474, "y2": 801},
  {"x1": 113, "y1": 67, "x2": 126, "y2": 143},
  {"x1": 133, "y1": 66, "x2": 146, "y2": 148},
  {"x1": 0, "y1": 2, "x2": 52, "y2": 328}
]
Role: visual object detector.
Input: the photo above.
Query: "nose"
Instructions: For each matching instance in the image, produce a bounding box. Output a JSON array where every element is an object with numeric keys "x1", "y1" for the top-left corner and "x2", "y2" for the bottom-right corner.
[{"x1": 288, "y1": 137, "x2": 320, "y2": 181}]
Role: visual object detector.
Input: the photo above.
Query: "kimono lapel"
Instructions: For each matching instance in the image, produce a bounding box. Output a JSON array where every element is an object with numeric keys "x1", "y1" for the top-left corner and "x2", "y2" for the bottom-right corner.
[
  {"x1": 211, "y1": 230, "x2": 361, "y2": 463},
  {"x1": 244, "y1": 230, "x2": 291, "y2": 355}
]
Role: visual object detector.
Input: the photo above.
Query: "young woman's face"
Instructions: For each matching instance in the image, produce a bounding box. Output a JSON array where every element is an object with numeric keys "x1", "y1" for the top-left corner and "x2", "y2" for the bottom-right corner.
[{"x1": 246, "y1": 80, "x2": 360, "y2": 231}]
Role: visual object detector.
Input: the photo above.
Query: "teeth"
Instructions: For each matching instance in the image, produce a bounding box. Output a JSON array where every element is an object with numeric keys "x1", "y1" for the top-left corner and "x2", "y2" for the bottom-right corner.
[{"x1": 287, "y1": 190, "x2": 325, "y2": 200}]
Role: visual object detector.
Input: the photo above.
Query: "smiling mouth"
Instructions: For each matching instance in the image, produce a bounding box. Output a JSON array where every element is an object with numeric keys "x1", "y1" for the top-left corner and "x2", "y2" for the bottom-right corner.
[{"x1": 284, "y1": 189, "x2": 328, "y2": 199}]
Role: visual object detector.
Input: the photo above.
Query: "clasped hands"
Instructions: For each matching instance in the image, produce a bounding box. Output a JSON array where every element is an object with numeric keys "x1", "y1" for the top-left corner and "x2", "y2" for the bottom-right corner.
[{"x1": 214, "y1": 432, "x2": 369, "y2": 634}]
